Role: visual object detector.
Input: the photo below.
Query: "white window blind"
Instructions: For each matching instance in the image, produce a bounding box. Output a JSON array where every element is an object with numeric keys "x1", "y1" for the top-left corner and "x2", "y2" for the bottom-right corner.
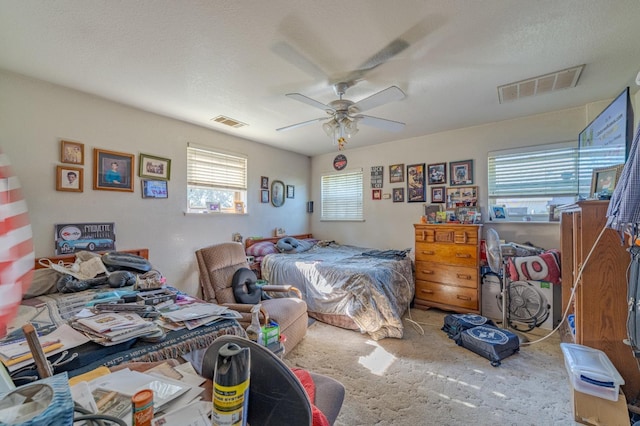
[
  {"x1": 187, "y1": 144, "x2": 247, "y2": 191},
  {"x1": 321, "y1": 169, "x2": 363, "y2": 221},
  {"x1": 488, "y1": 144, "x2": 578, "y2": 199}
]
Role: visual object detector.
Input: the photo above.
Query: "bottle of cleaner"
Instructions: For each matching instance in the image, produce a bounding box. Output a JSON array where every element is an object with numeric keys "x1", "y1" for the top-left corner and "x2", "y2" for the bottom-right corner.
[
  {"x1": 245, "y1": 304, "x2": 263, "y2": 345},
  {"x1": 212, "y1": 342, "x2": 250, "y2": 426}
]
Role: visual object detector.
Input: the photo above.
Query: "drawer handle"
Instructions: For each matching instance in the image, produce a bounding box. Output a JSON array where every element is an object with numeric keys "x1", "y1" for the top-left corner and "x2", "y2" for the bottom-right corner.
[
  {"x1": 421, "y1": 250, "x2": 435, "y2": 255},
  {"x1": 420, "y1": 289, "x2": 434, "y2": 294},
  {"x1": 456, "y1": 295, "x2": 471, "y2": 301},
  {"x1": 420, "y1": 270, "x2": 434, "y2": 275},
  {"x1": 456, "y1": 274, "x2": 471, "y2": 280},
  {"x1": 455, "y1": 253, "x2": 471, "y2": 258}
]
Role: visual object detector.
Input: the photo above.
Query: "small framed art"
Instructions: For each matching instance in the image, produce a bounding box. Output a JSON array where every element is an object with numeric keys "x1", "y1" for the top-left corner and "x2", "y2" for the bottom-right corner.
[
  {"x1": 261, "y1": 176, "x2": 269, "y2": 189},
  {"x1": 427, "y1": 163, "x2": 446, "y2": 185},
  {"x1": 60, "y1": 140, "x2": 84, "y2": 165},
  {"x1": 94, "y1": 148, "x2": 134, "y2": 192},
  {"x1": 389, "y1": 164, "x2": 404, "y2": 183},
  {"x1": 424, "y1": 204, "x2": 442, "y2": 223},
  {"x1": 287, "y1": 185, "x2": 295, "y2": 199},
  {"x1": 590, "y1": 164, "x2": 624, "y2": 198},
  {"x1": 56, "y1": 165, "x2": 83, "y2": 192},
  {"x1": 450, "y1": 160, "x2": 473, "y2": 186},
  {"x1": 139, "y1": 153, "x2": 171, "y2": 180},
  {"x1": 393, "y1": 188, "x2": 404, "y2": 202},
  {"x1": 372, "y1": 189, "x2": 382, "y2": 200},
  {"x1": 407, "y1": 163, "x2": 426, "y2": 202},
  {"x1": 235, "y1": 201, "x2": 245, "y2": 213},
  {"x1": 141, "y1": 179, "x2": 168, "y2": 199},
  {"x1": 271, "y1": 180, "x2": 285, "y2": 207},
  {"x1": 446, "y1": 186, "x2": 478, "y2": 208},
  {"x1": 490, "y1": 205, "x2": 509, "y2": 221},
  {"x1": 431, "y1": 186, "x2": 445, "y2": 203},
  {"x1": 208, "y1": 202, "x2": 221, "y2": 212},
  {"x1": 261, "y1": 190, "x2": 269, "y2": 203}
]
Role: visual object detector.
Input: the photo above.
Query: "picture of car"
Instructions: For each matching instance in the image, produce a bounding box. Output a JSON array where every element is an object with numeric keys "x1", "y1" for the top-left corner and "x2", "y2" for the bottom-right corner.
[{"x1": 56, "y1": 238, "x2": 114, "y2": 254}]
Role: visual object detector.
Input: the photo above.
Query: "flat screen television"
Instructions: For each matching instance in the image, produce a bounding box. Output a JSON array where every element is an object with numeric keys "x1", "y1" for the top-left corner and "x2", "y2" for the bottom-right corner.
[{"x1": 578, "y1": 87, "x2": 633, "y2": 197}]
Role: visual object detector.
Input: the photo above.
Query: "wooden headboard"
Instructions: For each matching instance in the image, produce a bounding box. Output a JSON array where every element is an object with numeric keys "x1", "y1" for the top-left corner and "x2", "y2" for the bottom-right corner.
[
  {"x1": 245, "y1": 234, "x2": 313, "y2": 250},
  {"x1": 34, "y1": 248, "x2": 149, "y2": 269}
]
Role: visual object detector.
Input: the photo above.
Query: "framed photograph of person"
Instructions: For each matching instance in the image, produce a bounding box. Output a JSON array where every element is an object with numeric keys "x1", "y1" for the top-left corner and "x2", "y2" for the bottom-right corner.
[
  {"x1": 392, "y1": 187, "x2": 404, "y2": 203},
  {"x1": 427, "y1": 163, "x2": 446, "y2": 185},
  {"x1": 372, "y1": 189, "x2": 382, "y2": 200},
  {"x1": 93, "y1": 148, "x2": 134, "y2": 192},
  {"x1": 431, "y1": 186, "x2": 445, "y2": 203},
  {"x1": 406, "y1": 163, "x2": 426, "y2": 202},
  {"x1": 141, "y1": 179, "x2": 168, "y2": 199},
  {"x1": 287, "y1": 185, "x2": 295, "y2": 199},
  {"x1": 261, "y1": 176, "x2": 269, "y2": 189},
  {"x1": 56, "y1": 165, "x2": 83, "y2": 192},
  {"x1": 60, "y1": 140, "x2": 84, "y2": 165},
  {"x1": 490, "y1": 205, "x2": 509, "y2": 221},
  {"x1": 260, "y1": 190, "x2": 269, "y2": 203},
  {"x1": 139, "y1": 153, "x2": 171, "y2": 180},
  {"x1": 389, "y1": 164, "x2": 404, "y2": 183},
  {"x1": 449, "y1": 159, "x2": 474, "y2": 186}
]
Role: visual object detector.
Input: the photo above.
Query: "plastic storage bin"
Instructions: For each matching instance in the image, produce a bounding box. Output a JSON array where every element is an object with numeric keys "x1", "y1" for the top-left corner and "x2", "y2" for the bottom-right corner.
[{"x1": 560, "y1": 342, "x2": 625, "y2": 401}]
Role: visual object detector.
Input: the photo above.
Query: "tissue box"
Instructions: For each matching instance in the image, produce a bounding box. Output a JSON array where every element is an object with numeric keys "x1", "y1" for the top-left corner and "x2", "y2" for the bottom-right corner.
[
  {"x1": 261, "y1": 321, "x2": 280, "y2": 346},
  {"x1": 561, "y1": 343, "x2": 624, "y2": 401}
]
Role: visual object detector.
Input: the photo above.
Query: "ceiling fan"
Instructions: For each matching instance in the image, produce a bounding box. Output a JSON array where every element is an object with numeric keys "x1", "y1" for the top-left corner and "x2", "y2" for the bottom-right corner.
[{"x1": 276, "y1": 82, "x2": 406, "y2": 149}]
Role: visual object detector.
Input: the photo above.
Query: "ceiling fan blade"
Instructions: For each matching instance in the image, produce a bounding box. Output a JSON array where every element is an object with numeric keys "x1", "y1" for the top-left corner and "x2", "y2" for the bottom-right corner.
[
  {"x1": 286, "y1": 93, "x2": 334, "y2": 112},
  {"x1": 351, "y1": 86, "x2": 406, "y2": 113},
  {"x1": 276, "y1": 117, "x2": 327, "y2": 132},
  {"x1": 357, "y1": 115, "x2": 405, "y2": 132}
]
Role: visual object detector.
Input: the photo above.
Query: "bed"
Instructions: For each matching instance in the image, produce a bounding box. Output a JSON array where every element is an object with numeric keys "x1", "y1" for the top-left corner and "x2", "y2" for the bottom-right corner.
[{"x1": 245, "y1": 236, "x2": 415, "y2": 340}]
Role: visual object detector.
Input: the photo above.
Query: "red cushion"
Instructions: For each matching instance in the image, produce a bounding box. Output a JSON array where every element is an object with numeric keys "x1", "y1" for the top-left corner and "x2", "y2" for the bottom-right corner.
[{"x1": 292, "y1": 368, "x2": 330, "y2": 426}]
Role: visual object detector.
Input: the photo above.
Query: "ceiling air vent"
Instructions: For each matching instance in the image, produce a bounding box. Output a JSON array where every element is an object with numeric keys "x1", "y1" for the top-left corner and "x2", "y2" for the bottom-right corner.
[
  {"x1": 498, "y1": 64, "x2": 584, "y2": 104},
  {"x1": 211, "y1": 115, "x2": 247, "y2": 128}
]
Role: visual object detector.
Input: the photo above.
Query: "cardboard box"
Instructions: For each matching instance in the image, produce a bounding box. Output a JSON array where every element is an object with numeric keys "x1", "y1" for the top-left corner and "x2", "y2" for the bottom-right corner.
[{"x1": 572, "y1": 388, "x2": 629, "y2": 425}]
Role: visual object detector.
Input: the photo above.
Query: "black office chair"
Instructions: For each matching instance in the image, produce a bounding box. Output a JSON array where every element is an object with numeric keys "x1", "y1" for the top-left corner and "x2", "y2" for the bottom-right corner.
[{"x1": 201, "y1": 335, "x2": 345, "y2": 426}]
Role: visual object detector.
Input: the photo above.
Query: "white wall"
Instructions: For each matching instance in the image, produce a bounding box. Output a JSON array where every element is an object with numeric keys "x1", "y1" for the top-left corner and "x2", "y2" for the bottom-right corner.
[
  {"x1": 310, "y1": 91, "x2": 640, "y2": 255},
  {"x1": 0, "y1": 71, "x2": 311, "y2": 296}
]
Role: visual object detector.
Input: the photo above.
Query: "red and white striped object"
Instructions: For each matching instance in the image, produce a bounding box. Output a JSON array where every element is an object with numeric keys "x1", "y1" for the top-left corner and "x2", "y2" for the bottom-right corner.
[{"x1": 0, "y1": 150, "x2": 34, "y2": 338}]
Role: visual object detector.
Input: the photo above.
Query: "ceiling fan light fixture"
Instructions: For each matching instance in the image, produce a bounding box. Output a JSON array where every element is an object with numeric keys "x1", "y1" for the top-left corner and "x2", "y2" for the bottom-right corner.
[{"x1": 322, "y1": 119, "x2": 338, "y2": 138}]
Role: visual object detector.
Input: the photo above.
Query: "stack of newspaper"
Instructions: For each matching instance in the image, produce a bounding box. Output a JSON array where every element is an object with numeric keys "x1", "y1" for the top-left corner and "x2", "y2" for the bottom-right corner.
[
  {"x1": 156, "y1": 302, "x2": 242, "y2": 331},
  {"x1": 71, "y1": 312, "x2": 161, "y2": 345}
]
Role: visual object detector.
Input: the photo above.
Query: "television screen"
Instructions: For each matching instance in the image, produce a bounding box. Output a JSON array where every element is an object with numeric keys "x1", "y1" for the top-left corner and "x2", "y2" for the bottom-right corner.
[{"x1": 578, "y1": 87, "x2": 633, "y2": 197}]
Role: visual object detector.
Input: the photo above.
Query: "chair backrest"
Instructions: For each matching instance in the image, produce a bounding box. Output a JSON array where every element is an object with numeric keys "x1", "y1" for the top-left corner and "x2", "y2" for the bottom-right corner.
[
  {"x1": 195, "y1": 242, "x2": 249, "y2": 304},
  {"x1": 201, "y1": 335, "x2": 312, "y2": 426}
]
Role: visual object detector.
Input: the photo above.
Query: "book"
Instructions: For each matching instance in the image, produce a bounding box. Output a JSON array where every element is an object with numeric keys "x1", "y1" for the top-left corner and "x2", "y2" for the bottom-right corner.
[{"x1": 77, "y1": 313, "x2": 134, "y2": 333}]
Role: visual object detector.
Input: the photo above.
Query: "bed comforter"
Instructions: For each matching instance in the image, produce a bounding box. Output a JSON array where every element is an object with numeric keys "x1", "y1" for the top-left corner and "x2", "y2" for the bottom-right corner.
[{"x1": 261, "y1": 243, "x2": 414, "y2": 340}]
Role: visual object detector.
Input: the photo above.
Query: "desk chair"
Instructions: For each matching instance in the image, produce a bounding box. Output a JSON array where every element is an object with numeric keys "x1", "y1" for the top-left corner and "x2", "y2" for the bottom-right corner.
[{"x1": 201, "y1": 335, "x2": 345, "y2": 426}]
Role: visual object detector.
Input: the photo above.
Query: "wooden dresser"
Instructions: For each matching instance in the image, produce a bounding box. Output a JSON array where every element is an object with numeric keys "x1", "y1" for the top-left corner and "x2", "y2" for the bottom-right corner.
[
  {"x1": 413, "y1": 223, "x2": 482, "y2": 313},
  {"x1": 560, "y1": 200, "x2": 640, "y2": 399}
]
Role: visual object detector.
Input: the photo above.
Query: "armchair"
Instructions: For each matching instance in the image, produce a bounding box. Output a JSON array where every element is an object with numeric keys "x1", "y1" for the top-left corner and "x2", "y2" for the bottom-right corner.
[{"x1": 195, "y1": 242, "x2": 308, "y2": 354}]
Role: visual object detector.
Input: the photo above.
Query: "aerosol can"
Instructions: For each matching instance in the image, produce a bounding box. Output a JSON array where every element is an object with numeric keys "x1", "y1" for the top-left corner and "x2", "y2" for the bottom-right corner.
[{"x1": 211, "y1": 343, "x2": 250, "y2": 426}]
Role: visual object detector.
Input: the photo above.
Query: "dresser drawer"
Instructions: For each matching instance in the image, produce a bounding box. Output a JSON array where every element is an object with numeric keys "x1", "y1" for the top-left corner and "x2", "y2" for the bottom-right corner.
[
  {"x1": 414, "y1": 261, "x2": 478, "y2": 288},
  {"x1": 415, "y1": 280, "x2": 479, "y2": 310},
  {"x1": 414, "y1": 225, "x2": 479, "y2": 245},
  {"x1": 415, "y1": 242, "x2": 477, "y2": 267}
]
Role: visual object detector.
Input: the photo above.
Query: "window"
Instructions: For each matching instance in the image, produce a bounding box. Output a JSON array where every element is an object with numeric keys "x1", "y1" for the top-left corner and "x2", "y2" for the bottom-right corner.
[
  {"x1": 321, "y1": 169, "x2": 363, "y2": 221},
  {"x1": 187, "y1": 143, "x2": 247, "y2": 214},
  {"x1": 488, "y1": 142, "x2": 578, "y2": 222}
]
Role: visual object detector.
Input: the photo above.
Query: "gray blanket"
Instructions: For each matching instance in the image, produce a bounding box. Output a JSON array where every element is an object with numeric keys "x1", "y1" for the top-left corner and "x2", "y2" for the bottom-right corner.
[{"x1": 262, "y1": 244, "x2": 414, "y2": 339}]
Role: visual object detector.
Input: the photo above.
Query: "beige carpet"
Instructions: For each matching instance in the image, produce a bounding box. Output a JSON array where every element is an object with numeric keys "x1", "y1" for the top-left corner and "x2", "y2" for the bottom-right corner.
[{"x1": 285, "y1": 308, "x2": 575, "y2": 426}]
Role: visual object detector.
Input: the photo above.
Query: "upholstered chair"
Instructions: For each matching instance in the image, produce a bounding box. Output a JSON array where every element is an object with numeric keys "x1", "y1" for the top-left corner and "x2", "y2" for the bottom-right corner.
[{"x1": 195, "y1": 242, "x2": 308, "y2": 354}]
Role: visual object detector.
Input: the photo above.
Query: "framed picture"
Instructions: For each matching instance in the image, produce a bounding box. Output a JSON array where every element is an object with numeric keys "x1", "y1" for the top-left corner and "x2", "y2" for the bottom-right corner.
[
  {"x1": 407, "y1": 163, "x2": 426, "y2": 202},
  {"x1": 235, "y1": 201, "x2": 245, "y2": 214},
  {"x1": 260, "y1": 190, "x2": 269, "y2": 203},
  {"x1": 590, "y1": 164, "x2": 624, "y2": 198},
  {"x1": 271, "y1": 180, "x2": 285, "y2": 207},
  {"x1": 141, "y1": 179, "x2": 168, "y2": 199},
  {"x1": 208, "y1": 202, "x2": 221, "y2": 212},
  {"x1": 261, "y1": 176, "x2": 269, "y2": 189},
  {"x1": 139, "y1": 153, "x2": 171, "y2": 180},
  {"x1": 548, "y1": 205, "x2": 560, "y2": 222},
  {"x1": 93, "y1": 149, "x2": 134, "y2": 192},
  {"x1": 393, "y1": 188, "x2": 404, "y2": 202},
  {"x1": 450, "y1": 160, "x2": 473, "y2": 186},
  {"x1": 427, "y1": 163, "x2": 446, "y2": 185},
  {"x1": 56, "y1": 165, "x2": 83, "y2": 192},
  {"x1": 60, "y1": 140, "x2": 84, "y2": 165},
  {"x1": 287, "y1": 185, "x2": 295, "y2": 199},
  {"x1": 424, "y1": 204, "x2": 442, "y2": 223},
  {"x1": 372, "y1": 189, "x2": 382, "y2": 200},
  {"x1": 446, "y1": 186, "x2": 478, "y2": 208},
  {"x1": 490, "y1": 205, "x2": 509, "y2": 221},
  {"x1": 389, "y1": 164, "x2": 404, "y2": 183},
  {"x1": 456, "y1": 206, "x2": 481, "y2": 224},
  {"x1": 431, "y1": 186, "x2": 445, "y2": 203}
]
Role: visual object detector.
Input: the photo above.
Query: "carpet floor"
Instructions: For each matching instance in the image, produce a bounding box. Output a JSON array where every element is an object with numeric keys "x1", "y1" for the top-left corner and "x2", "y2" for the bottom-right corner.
[{"x1": 285, "y1": 308, "x2": 576, "y2": 426}]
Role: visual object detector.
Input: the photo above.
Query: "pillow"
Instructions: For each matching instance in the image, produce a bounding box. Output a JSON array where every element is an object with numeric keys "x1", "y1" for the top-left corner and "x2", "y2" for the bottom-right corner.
[
  {"x1": 246, "y1": 241, "x2": 279, "y2": 257},
  {"x1": 277, "y1": 237, "x2": 313, "y2": 253},
  {"x1": 232, "y1": 267, "x2": 262, "y2": 304},
  {"x1": 24, "y1": 268, "x2": 62, "y2": 298}
]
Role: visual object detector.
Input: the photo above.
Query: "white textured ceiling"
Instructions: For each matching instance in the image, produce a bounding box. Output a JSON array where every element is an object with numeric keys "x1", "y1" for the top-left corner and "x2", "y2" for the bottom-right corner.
[{"x1": 1, "y1": 1, "x2": 640, "y2": 157}]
